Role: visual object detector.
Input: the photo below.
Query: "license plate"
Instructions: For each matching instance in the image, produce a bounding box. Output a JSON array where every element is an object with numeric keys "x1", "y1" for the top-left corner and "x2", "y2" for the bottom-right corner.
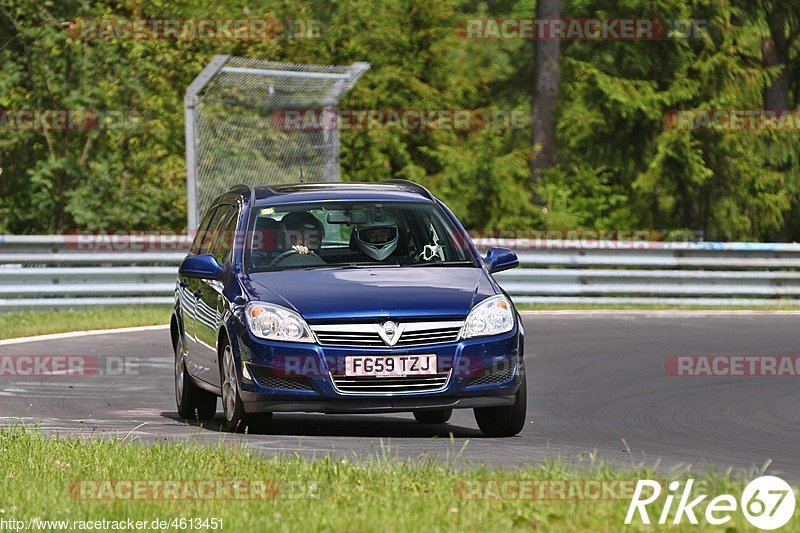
[{"x1": 345, "y1": 355, "x2": 437, "y2": 377}]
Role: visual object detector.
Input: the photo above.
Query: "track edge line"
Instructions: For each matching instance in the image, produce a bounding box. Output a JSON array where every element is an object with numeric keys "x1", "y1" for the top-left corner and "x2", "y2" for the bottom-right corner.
[{"x1": 0, "y1": 324, "x2": 170, "y2": 346}]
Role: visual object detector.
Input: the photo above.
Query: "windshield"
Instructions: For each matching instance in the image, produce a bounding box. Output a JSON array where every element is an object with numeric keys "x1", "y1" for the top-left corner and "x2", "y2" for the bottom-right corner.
[{"x1": 245, "y1": 201, "x2": 476, "y2": 272}]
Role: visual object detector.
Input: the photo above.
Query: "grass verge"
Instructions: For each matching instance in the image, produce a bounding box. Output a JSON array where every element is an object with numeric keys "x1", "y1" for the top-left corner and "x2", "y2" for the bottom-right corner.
[
  {"x1": 0, "y1": 306, "x2": 171, "y2": 340},
  {"x1": 0, "y1": 427, "x2": 790, "y2": 532},
  {"x1": 517, "y1": 303, "x2": 800, "y2": 312}
]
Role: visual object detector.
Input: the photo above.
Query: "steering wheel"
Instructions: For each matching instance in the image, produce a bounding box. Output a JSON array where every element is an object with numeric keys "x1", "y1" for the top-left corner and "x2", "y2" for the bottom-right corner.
[{"x1": 267, "y1": 249, "x2": 299, "y2": 268}]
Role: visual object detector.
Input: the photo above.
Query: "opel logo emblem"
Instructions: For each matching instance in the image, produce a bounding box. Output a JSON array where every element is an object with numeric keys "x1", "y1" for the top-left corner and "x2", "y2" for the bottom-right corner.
[{"x1": 376, "y1": 321, "x2": 403, "y2": 346}]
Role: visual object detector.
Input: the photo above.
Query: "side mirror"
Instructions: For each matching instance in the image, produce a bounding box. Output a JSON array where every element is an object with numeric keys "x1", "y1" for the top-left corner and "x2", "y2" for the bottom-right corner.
[
  {"x1": 179, "y1": 253, "x2": 223, "y2": 280},
  {"x1": 484, "y1": 247, "x2": 519, "y2": 273}
]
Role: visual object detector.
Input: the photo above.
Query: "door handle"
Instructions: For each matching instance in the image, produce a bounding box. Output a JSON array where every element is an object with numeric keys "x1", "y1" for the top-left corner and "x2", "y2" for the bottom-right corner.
[
  {"x1": 179, "y1": 280, "x2": 189, "y2": 289},
  {"x1": 193, "y1": 290, "x2": 203, "y2": 299}
]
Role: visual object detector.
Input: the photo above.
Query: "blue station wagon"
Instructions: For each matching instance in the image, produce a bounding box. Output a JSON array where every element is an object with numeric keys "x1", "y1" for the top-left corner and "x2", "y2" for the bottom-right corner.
[{"x1": 172, "y1": 180, "x2": 527, "y2": 436}]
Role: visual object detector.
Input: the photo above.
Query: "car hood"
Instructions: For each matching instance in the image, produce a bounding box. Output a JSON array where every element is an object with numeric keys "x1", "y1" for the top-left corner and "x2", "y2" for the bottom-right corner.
[{"x1": 243, "y1": 267, "x2": 495, "y2": 321}]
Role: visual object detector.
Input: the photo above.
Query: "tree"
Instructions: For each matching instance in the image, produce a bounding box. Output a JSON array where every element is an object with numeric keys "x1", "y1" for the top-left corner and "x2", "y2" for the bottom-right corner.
[
  {"x1": 0, "y1": 0, "x2": 798, "y2": 240},
  {"x1": 530, "y1": 0, "x2": 561, "y2": 191},
  {"x1": 760, "y1": 0, "x2": 794, "y2": 110}
]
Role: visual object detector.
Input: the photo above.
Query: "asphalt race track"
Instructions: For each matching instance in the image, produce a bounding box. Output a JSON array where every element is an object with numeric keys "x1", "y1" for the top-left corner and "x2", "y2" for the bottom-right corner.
[{"x1": 2, "y1": 313, "x2": 798, "y2": 480}]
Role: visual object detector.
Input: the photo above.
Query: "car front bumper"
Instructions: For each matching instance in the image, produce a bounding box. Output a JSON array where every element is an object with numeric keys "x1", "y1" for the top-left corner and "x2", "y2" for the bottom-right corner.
[
  {"x1": 238, "y1": 393, "x2": 517, "y2": 414},
  {"x1": 232, "y1": 321, "x2": 524, "y2": 414}
]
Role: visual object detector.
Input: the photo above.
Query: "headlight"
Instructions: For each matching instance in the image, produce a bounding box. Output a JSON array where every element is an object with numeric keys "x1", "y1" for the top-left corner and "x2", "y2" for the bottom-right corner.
[
  {"x1": 245, "y1": 302, "x2": 315, "y2": 343},
  {"x1": 462, "y1": 295, "x2": 515, "y2": 339}
]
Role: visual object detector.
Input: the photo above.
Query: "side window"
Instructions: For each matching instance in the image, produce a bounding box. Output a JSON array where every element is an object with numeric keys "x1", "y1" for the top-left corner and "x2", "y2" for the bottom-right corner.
[
  {"x1": 190, "y1": 207, "x2": 218, "y2": 255},
  {"x1": 199, "y1": 204, "x2": 231, "y2": 255},
  {"x1": 211, "y1": 205, "x2": 239, "y2": 264}
]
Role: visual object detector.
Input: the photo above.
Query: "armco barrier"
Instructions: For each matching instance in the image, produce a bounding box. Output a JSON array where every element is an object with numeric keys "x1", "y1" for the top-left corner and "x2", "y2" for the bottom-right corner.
[
  {"x1": 1, "y1": 235, "x2": 799, "y2": 309},
  {"x1": 0, "y1": 235, "x2": 187, "y2": 309}
]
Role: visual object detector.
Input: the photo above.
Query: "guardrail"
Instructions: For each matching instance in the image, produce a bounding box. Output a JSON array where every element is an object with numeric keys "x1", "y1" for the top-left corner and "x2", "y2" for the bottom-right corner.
[
  {"x1": 0, "y1": 235, "x2": 185, "y2": 309},
  {"x1": 1, "y1": 235, "x2": 800, "y2": 309}
]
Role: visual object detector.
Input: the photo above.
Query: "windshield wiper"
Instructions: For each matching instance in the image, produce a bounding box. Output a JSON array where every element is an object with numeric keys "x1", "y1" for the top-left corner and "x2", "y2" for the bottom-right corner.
[
  {"x1": 302, "y1": 263, "x2": 401, "y2": 270},
  {"x1": 406, "y1": 261, "x2": 475, "y2": 267}
]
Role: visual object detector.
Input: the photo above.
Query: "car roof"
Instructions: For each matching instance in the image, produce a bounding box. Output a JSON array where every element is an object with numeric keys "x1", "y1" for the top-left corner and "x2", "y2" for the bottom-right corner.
[{"x1": 237, "y1": 180, "x2": 435, "y2": 206}]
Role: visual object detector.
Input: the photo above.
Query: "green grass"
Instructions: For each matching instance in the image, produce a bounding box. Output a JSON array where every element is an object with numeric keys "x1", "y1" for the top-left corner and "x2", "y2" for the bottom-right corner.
[
  {"x1": 517, "y1": 303, "x2": 800, "y2": 311},
  {"x1": 0, "y1": 427, "x2": 791, "y2": 532},
  {"x1": 0, "y1": 306, "x2": 171, "y2": 340}
]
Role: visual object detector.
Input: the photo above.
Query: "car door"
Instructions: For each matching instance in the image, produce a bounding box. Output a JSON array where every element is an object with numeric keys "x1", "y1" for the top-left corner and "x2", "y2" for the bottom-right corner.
[
  {"x1": 179, "y1": 206, "x2": 216, "y2": 366},
  {"x1": 185, "y1": 204, "x2": 226, "y2": 381},
  {"x1": 193, "y1": 203, "x2": 237, "y2": 387}
]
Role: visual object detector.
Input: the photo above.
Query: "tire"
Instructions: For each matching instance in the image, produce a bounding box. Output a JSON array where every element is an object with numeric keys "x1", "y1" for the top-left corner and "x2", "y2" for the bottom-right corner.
[
  {"x1": 474, "y1": 372, "x2": 527, "y2": 437},
  {"x1": 220, "y1": 341, "x2": 273, "y2": 433},
  {"x1": 174, "y1": 333, "x2": 217, "y2": 420},
  {"x1": 413, "y1": 409, "x2": 453, "y2": 424}
]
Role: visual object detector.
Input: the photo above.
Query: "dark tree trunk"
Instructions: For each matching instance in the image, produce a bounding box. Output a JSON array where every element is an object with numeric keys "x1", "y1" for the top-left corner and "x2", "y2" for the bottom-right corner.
[
  {"x1": 762, "y1": 8, "x2": 789, "y2": 111},
  {"x1": 531, "y1": 0, "x2": 561, "y2": 195},
  {"x1": 762, "y1": 5, "x2": 791, "y2": 240}
]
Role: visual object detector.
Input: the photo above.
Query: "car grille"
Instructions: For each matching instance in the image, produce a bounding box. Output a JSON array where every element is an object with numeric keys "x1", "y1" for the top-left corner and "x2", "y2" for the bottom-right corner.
[
  {"x1": 330, "y1": 371, "x2": 452, "y2": 394},
  {"x1": 248, "y1": 364, "x2": 314, "y2": 391},
  {"x1": 311, "y1": 321, "x2": 464, "y2": 348}
]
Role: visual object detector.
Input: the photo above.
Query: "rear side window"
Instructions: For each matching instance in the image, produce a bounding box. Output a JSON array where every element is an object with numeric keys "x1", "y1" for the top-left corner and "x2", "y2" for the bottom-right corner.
[
  {"x1": 199, "y1": 204, "x2": 232, "y2": 255},
  {"x1": 189, "y1": 206, "x2": 218, "y2": 255},
  {"x1": 211, "y1": 205, "x2": 239, "y2": 264}
]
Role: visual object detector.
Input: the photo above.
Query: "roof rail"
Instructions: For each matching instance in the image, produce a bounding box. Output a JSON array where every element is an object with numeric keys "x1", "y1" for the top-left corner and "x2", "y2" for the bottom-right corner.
[
  {"x1": 383, "y1": 179, "x2": 434, "y2": 200},
  {"x1": 229, "y1": 183, "x2": 256, "y2": 200}
]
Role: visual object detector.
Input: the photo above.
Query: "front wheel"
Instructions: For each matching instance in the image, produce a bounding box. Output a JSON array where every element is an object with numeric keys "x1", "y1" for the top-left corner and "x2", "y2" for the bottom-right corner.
[
  {"x1": 175, "y1": 334, "x2": 217, "y2": 420},
  {"x1": 474, "y1": 371, "x2": 527, "y2": 437},
  {"x1": 220, "y1": 342, "x2": 272, "y2": 433},
  {"x1": 413, "y1": 409, "x2": 452, "y2": 424}
]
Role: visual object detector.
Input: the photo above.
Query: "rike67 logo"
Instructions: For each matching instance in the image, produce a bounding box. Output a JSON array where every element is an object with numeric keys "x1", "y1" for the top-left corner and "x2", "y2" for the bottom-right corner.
[{"x1": 625, "y1": 476, "x2": 796, "y2": 530}]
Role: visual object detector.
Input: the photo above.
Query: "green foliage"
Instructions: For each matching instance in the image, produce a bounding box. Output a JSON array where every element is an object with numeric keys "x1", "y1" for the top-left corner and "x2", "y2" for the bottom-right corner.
[
  {"x1": 0, "y1": 0, "x2": 798, "y2": 240},
  {"x1": 543, "y1": 0, "x2": 800, "y2": 240}
]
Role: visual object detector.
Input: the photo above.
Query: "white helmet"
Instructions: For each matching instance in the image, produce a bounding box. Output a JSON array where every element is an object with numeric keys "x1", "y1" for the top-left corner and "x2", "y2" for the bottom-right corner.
[{"x1": 355, "y1": 213, "x2": 399, "y2": 261}]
